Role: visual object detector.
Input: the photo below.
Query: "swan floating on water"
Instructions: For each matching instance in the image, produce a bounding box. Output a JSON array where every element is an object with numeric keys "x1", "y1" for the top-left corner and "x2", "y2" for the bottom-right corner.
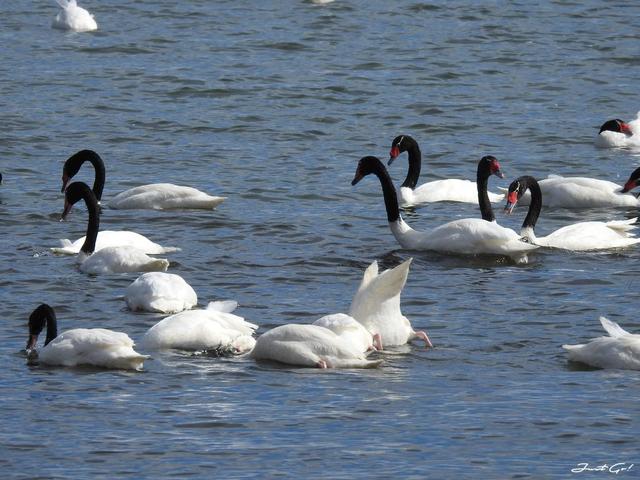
[
  {"x1": 351, "y1": 155, "x2": 537, "y2": 263},
  {"x1": 140, "y1": 301, "x2": 257, "y2": 354},
  {"x1": 26, "y1": 304, "x2": 147, "y2": 370},
  {"x1": 61, "y1": 150, "x2": 226, "y2": 210},
  {"x1": 595, "y1": 117, "x2": 637, "y2": 148},
  {"x1": 55, "y1": 182, "x2": 171, "y2": 274},
  {"x1": 504, "y1": 175, "x2": 640, "y2": 251},
  {"x1": 388, "y1": 135, "x2": 504, "y2": 206},
  {"x1": 563, "y1": 317, "x2": 640, "y2": 370},
  {"x1": 125, "y1": 272, "x2": 197, "y2": 314},
  {"x1": 52, "y1": 0, "x2": 98, "y2": 32}
]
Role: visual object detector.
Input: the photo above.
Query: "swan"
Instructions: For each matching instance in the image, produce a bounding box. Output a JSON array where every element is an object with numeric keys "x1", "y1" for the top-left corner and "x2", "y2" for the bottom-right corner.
[
  {"x1": 388, "y1": 135, "x2": 504, "y2": 206},
  {"x1": 504, "y1": 175, "x2": 640, "y2": 251},
  {"x1": 57, "y1": 182, "x2": 170, "y2": 274},
  {"x1": 563, "y1": 317, "x2": 640, "y2": 370},
  {"x1": 595, "y1": 118, "x2": 635, "y2": 148},
  {"x1": 140, "y1": 301, "x2": 257, "y2": 354},
  {"x1": 52, "y1": 181, "x2": 178, "y2": 256},
  {"x1": 26, "y1": 304, "x2": 147, "y2": 370},
  {"x1": 250, "y1": 323, "x2": 382, "y2": 369},
  {"x1": 312, "y1": 313, "x2": 381, "y2": 352},
  {"x1": 620, "y1": 166, "x2": 640, "y2": 196},
  {"x1": 513, "y1": 173, "x2": 640, "y2": 209},
  {"x1": 351, "y1": 156, "x2": 538, "y2": 263},
  {"x1": 349, "y1": 258, "x2": 431, "y2": 348},
  {"x1": 52, "y1": 0, "x2": 98, "y2": 32},
  {"x1": 125, "y1": 272, "x2": 197, "y2": 314},
  {"x1": 61, "y1": 150, "x2": 226, "y2": 210}
]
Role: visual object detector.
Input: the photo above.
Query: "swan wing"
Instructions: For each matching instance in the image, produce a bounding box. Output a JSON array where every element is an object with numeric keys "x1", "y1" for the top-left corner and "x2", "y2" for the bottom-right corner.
[
  {"x1": 125, "y1": 272, "x2": 197, "y2": 313},
  {"x1": 109, "y1": 184, "x2": 225, "y2": 210},
  {"x1": 563, "y1": 335, "x2": 640, "y2": 370},
  {"x1": 409, "y1": 179, "x2": 504, "y2": 204},
  {"x1": 80, "y1": 247, "x2": 169, "y2": 274},
  {"x1": 600, "y1": 316, "x2": 631, "y2": 338},
  {"x1": 536, "y1": 221, "x2": 640, "y2": 250}
]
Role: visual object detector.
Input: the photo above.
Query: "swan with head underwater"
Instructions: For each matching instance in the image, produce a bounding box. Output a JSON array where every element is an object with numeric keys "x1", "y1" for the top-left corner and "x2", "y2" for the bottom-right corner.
[
  {"x1": 351, "y1": 155, "x2": 538, "y2": 263},
  {"x1": 563, "y1": 316, "x2": 640, "y2": 370},
  {"x1": 52, "y1": 0, "x2": 97, "y2": 33},
  {"x1": 250, "y1": 259, "x2": 432, "y2": 369},
  {"x1": 61, "y1": 149, "x2": 226, "y2": 210},
  {"x1": 504, "y1": 175, "x2": 640, "y2": 251},
  {"x1": 26, "y1": 304, "x2": 147, "y2": 370},
  {"x1": 57, "y1": 182, "x2": 171, "y2": 274},
  {"x1": 388, "y1": 135, "x2": 504, "y2": 206}
]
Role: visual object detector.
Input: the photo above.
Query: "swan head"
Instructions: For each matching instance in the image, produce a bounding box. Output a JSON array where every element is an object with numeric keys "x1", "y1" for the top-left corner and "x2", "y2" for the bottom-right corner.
[
  {"x1": 61, "y1": 182, "x2": 95, "y2": 220},
  {"x1": 479, "y1": 155, "x2": 504, "y2": 179},
  {"x1": 388, "y1": 134, "x2": 417, "y2": 165},
  {"x1": 352, "y1": 156, "x2": 385, "y2": 185},
  {"x1": 61, "y1": 149, "x2": 102, "y2": 192},
  {"x1": 621, "y1": 167, "x2": 640, "y2": 194},
  {"x1": 27, "y1": 304, "x2": 58, "y2": 351},
  {"x1": 504, "y1": 178, "x2": 527, "y2": 214},
  {"x1": 599, "y1": 119, "x2": 632, "y2": 137}
]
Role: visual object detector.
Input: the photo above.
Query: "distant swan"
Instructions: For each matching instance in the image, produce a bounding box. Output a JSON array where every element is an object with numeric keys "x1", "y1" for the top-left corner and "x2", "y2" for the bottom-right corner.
[
  {"x1": 141, "y1": 301, "x2": 257, "y2": 354},
  {"x1": 125, "y1": 272, "x2": 197, "y2": 314},
  {"x1": 52, "y1": 0, "x2": 98, "y2": 32},
  {"x1": 349, "y1": 258, "x2": 431, "y2": 348},
  {"x1": 57, "y1": 182, "x2": 170, "y2": 274},
  {"x1": 595, "y1": 118, "x2": 635, "y2": 148},
  {"x1": 351, "y1": 156, "x2": 537, "y2": 263},
  {"x1": 563, "y1": 317, "x2": 640, "y2": 370},
  {"x1": 388, "y1": 135, "x2": 504, "y2": 206},
  {"x1": 26, "y1": 304, "x2": 147, "y2": 370},
  {"x1": 504, "y1": 175, "x2": 640, "y2": 251},
  {"x1": 61, "y1": 150, "x2": 226, "y2": 210}
]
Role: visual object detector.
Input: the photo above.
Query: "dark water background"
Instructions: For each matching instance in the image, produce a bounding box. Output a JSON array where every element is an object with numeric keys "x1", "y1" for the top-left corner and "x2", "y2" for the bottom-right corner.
[{"x1": 2, "y1": 1, "x2": 640, "y2": 478}]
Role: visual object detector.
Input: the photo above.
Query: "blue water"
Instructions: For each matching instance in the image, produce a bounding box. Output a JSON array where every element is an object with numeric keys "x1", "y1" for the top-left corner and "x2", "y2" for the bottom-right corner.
[{"x1": 2, "y1": 1, "x2": 640, "y2": 478}]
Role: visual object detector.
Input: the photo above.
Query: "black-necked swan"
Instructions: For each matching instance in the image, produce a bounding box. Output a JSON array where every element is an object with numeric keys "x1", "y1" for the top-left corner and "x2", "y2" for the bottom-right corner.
[
  {"x1": 57, "y1": 182, "x2": 171, "y2": 274},
  {"x1": 53, "y1": 181, "x2": 178, "y2": 256},
  {"x1": 595, "y1": 118, "x2": 635, "y2": 148},
  {"x1": 349, "y1": 258, "x2": 431, "y2": 348},
  {"x1": 250, "y1": 323, "x2": 383, "y2": 369},
  {"x1": 26, "y1": 304, "x2": 147, "y2": 370},
  {"x1": 620, "y1": 167, "x2": 640, "y2": 196},
  {"x1": 563, "y1": 317, "x2": 640, "y2": 370},
  {"x1": 513, "y1": 169, "x2": 640, "y2": 209},
  {"x1": 140, "y1": 301, "x2": 257, "y2": 354},
  {"x1": 504, "y1": 176, "x2": 639, "y2": 251},
  {"x1": 388, "y1": 135, "x2": 504, "y2": 206},
  {"x1": 351, "y1": 156, "x2": 537, "y2": 263},
  {"x1": 125, "y1": 272, "x2": 197, "y2": 314},
  {"x1": 52, "y1": 0, "x2": 97, "y2": 32},
  {"x1": 61, "y1": 150, "x2": 226, "y2": 210}
]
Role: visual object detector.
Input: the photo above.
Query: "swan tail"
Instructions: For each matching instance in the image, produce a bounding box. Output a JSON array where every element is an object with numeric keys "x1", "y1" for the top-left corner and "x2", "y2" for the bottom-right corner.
[
  {"x1": 160, "y1": 246, "x2": 182, "y2": 253},
  {"x1": 50, "y1": 239, "x2": 76, "y2": 255},
  {"x1": 605, "y1": 217, "x2": 638, "y2": 234},
  {"x1": 359, "y1": 261, "x2": 379, "y2": 290},
  {"x1": 140, "y1": 258, "x2": 170, "y2": 272},
  {"x1": 374, "y1": 258, "x2": 412, "y2": 298},
  {"x1": 206, "y1": 300, "x2": 239, "y2": 313},
  {"x1": 599, "y1": 316, "x2": 630, "y2": 338},
  {"x1": 56, "y1": 0, "x2": 74, "y2": 8}
]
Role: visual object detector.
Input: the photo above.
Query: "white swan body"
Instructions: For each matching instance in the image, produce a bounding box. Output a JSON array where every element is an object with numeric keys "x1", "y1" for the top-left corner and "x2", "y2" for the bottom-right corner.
[
  {"x1": 125, "y1": 272, "x2": 197, "y2": 313},
  {"x1": 398, "y1": 180, "x2": 504, "y2": 206},
  {"x1": 563, "y1": 317, "x2": 640, "y2": 370},
  {"x1": 391, "y1": 217, "x2": 537, "y2": 262},
  {"x1": 349, "y1": 258, "x2": 431, "y2": 348},
  {"x1": 141, "y1": 301, "x2": 257, "y2": 353},
  {"x1": 108, "y1": 183, "x2": 226, "y2": 210},
  {"x1": 251, "y1": 323, "x2": 382, "y2": 369},
  {"x1": 52, "y1": 230, "x2": 179, "y2": 255},
  {"x1": 78, "y1": 247, "x2": 169, "y2": 274},
  {"x1": 312, "y1": 313, "x2": 375, "y2": 353},
  {"x1": 595, "y1": 116, "x2": 640, "y2": 148},
  {"x1": 521, "y1": 220, "x2": 640, "y2": 251},
  {"x1": 517, "y1": 175, "x2": 639, "y2": 208},
  {"x1": 38, "y1": 328, "x2": 147, "y2": 370},
  {"x1": 52, "y1": 0, "x2": 97, "y2": 32}
]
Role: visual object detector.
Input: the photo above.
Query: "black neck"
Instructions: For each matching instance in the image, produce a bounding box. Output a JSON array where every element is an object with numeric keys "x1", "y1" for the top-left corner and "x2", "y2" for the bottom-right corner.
[
  {"x1": 477, "y1": 164, "x2": 494, "y2": 222},
  {"x1": 44, "y1": 308, "x2": 58, "y2": 346},
  {"x1": 66, "y1": 151, "x2": 106, "y2": 201},
  {"x1": 79, "y1": 187, "x2": 100, "y2": 255},
  {"x1": 520, "y1": 176, "x2": 541, "y2": 230},
  {"x1": 401, "y1": 142, "x2": 421, "y2": 189},
  {"x1": 369, "y1": 161, "x2": 401, "y2": 223}
]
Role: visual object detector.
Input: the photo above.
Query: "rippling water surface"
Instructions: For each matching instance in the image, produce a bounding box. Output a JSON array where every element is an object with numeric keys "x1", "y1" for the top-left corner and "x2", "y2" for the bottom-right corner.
[{"x1": 2, "y1": 1, "x2": 640, "y2": 478}]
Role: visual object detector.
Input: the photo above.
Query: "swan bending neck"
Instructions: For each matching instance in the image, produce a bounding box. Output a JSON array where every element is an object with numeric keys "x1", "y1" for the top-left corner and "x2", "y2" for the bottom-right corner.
[
  {"x1": 402, "y1": 144, "x2": 421, "y2": 189},
  {"x1": 477, "y1": 168, "x2": 494, "y2": 222}
]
